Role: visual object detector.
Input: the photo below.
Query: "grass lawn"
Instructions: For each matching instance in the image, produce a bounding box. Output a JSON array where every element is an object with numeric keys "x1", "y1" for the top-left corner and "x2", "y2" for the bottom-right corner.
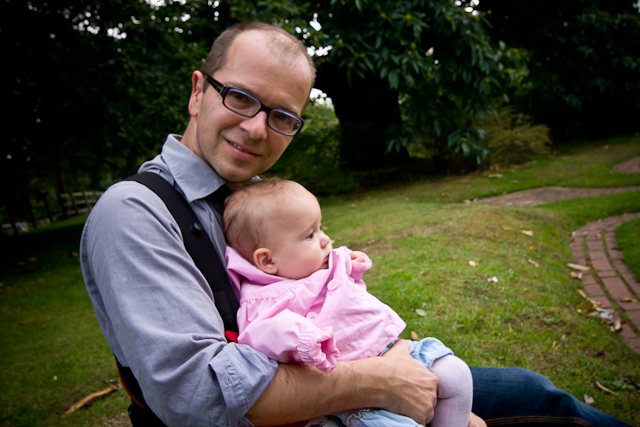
[
  {"x1": 617, "y1": 218, "x2": 640, "y2": 281},
  {"x1": 1, "y1": 136, "x2": 639, "y2": 426}
]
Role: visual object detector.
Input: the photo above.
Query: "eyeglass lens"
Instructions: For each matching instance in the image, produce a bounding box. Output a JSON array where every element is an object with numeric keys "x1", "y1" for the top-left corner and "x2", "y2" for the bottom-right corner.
[{"x1": 224, "y1": 88, "x2": 302, "y2": 135}]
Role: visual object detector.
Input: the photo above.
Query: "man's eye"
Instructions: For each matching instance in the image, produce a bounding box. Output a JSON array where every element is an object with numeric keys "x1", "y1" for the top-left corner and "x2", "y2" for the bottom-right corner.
[
  {"x1": 228, "y1": 90, "x2": 253, "y2": 107},
  {"x1": 274, "y1": 111, "x2": 294, "y2": 124}
]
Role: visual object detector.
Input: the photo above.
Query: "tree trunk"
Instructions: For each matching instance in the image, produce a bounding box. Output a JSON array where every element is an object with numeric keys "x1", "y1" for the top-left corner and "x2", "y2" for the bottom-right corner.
[{"x1": 315, "y1": 63, "x2": 410, "y2": 170}]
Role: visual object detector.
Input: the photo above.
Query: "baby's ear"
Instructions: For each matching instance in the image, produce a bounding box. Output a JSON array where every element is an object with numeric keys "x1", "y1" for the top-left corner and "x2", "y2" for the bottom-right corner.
[{"x1": 253, "y1": 248, "x2": 278, "y2": 275}]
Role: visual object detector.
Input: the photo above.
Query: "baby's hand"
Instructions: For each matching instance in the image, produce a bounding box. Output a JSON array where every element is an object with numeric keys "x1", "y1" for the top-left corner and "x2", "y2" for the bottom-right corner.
[
  {"x1": 350, "y1": 252, "x2": 366, "y2": 264},
  {"x1": 468, "y1": 413, "x2": 487, "y2": 427}
]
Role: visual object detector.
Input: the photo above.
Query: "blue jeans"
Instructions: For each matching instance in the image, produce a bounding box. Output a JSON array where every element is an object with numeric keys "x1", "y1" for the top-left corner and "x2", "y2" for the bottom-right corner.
[
  {"x1": 318, "y1": 367, "x2": 631, "y2": 427},
  {"x1": 469, "y1": 367, "x2": 632, "y2": 426}
]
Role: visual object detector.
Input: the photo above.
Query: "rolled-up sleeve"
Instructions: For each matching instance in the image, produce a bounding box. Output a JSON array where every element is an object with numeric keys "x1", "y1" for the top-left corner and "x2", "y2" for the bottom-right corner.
[
  {"x1": 210, "y1": 344, "x2": 278, "y2": 425},
  {"x1": 80, "y1": 181, "x2": 277, "y2": 426}
]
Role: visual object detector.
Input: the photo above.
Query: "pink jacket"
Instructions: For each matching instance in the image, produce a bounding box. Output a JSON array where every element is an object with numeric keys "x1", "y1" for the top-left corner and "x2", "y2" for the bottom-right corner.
[{"x1": 226, "y1": 246, "x2": 406, "y2": 373}]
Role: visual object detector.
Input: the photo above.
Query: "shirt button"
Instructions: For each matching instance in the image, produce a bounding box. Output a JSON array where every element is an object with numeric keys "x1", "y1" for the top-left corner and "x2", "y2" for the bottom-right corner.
[
  {"x1": 327, "y1": 279, "x2": 340, "y2": 291},
  {"x1": 307, "y1": 311, "x2": 317, "y2": 320}
]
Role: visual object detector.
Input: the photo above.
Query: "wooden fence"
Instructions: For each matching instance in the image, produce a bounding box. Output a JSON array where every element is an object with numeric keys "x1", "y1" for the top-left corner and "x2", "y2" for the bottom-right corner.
[
  {"x1": 59, "y1": 191, "x2": 103, "y2": 217},
  {"x1": 1, "y1": 190, "x2": 103, "y2": 235}
]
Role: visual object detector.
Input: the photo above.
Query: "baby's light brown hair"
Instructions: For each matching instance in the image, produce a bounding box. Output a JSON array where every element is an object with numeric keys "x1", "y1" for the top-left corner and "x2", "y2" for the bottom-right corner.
[{"x1": 223, "y1": 178, "x2": 309, "y2": 262}]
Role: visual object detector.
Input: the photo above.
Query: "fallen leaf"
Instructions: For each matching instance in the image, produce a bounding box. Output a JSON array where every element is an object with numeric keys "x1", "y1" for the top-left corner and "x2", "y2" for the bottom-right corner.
[
  {"x1": 469, "y1": 261, "x2": 478, "y2": 267},
  {"x1": 487, "y1": 276, "x2": 499, "y2": 283},
  {"x1": 611, "y1": 313, "x2": 623, "y2": 332},
  {"x1": 584, "y1": 394, "x2": 595, "y2": 405},
  {"x1": 521, "y1": 230, "x2": 534, "y2": 236},
  {"x1": 441, "y1": 193, "x2": 450, "y2": 197},
  {"x1": 462, "y1": 200, "x2": 471, "y2": 204},
  {"x1": 488, "y1": 174, "x2": 504, "y2": 178},
  {"x1": 620, "y1": 297, "x2": 635, "y2": 303},
  {"x1": 411, "y1": 331, "x2": 420, "y2": 340},
  {"x1": 570, "y1": 272, "x2": 583, "y2": 279},
  {"x1": 567, "y1": 263, "x2": 590, "y2": 271},
  {"x1": 576, "y1": 289, "x2": 587, "y2": 299},
  {"x1": 595, "y1": 381, "x2": 618, "y2": 395},
  {"x1": 595, "y1": 307, "x2": 615, "y2": 322},
  {"x1": 527, "y1": 258, "x2": 540, "y2": 268},
  {"x1": 415, "y1": 309, "x2": 427, "y2": 317}
]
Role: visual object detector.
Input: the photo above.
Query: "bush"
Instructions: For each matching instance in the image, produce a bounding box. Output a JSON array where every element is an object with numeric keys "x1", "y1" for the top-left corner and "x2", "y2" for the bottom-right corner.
[
  {"x1": 267, "y1": 101, "x2": 357, "y2": 196},
  {"x1": 476, "y1": 106, "x2": 552, "y2": 169}
]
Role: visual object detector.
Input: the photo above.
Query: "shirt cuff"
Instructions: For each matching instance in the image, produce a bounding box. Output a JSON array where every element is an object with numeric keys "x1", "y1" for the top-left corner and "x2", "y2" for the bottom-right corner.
[{"x1": 209, "y1": 343, "x2": 278, "y2": 426}]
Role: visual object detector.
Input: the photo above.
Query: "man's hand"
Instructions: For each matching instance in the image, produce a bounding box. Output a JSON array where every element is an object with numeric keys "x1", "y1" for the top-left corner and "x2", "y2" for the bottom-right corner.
[
  {"x1": 247, "y1": 339, "x2": 438, "y2": 426},
  {"x1": 375, "y1": 339, "x2": 438, "y2": 425}
]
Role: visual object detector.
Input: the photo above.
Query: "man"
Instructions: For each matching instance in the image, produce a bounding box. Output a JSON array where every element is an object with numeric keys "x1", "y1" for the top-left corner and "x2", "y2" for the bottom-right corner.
[{"x1": 80, "y1": 22, "x2": 632, "y2": 427}]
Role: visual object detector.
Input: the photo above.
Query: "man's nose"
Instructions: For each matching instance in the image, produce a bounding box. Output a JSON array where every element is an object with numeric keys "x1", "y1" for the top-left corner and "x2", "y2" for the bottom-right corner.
[{"x1": 239, "y1": 111, "x2": 268, "y2": 140}]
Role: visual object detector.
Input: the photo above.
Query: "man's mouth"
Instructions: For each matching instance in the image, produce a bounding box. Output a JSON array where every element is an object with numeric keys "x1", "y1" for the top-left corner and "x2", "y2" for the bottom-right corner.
[{"x1": 230, "y1": 141, "x2": 247, "y2": 152}]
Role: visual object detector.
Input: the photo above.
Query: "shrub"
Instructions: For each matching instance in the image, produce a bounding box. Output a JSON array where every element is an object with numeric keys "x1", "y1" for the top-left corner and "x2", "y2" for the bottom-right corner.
[{"x1": 476, "y1": 106, "x2": 552, "y2": 169}]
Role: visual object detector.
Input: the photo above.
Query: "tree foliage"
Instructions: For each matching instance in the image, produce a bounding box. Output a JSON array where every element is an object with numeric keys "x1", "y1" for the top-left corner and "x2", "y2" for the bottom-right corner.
[
  {"x1": 475, "y1": 0, "x2": 640, "y2": 140},
  {"x1": 1, "y1": 1, "x2": 226, "y2": 194},
  {"x1": 300, "y1": 0, "x2": 525, "y2": 167},
  {"x1": 4, "y1": 0, "x2": 638, "y2": 223}
]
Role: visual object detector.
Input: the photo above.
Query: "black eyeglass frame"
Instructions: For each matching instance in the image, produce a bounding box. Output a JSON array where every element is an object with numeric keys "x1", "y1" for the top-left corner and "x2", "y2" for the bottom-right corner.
[{"x1": 203, "y1": 74, "x2": 304, "y2": 136}]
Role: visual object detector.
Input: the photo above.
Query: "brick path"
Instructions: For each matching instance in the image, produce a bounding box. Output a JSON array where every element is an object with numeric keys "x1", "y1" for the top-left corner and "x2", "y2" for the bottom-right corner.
[
  {"x1": 612, "y1": 156, "x2": 640, "y2": 173},
  {"x1": 571, "y1": 213, "x2": 640, "y2": 354},
  {"x1": 475, "y1": 186, "x2": 640, "y2": 207},
  {"x1": 476, "y1": 157, "x2": 640, "y2": 354}
]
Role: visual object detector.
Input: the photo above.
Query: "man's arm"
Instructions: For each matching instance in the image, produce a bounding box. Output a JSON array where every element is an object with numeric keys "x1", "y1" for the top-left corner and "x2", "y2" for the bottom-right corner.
[
  {"x1": 81, "y1": 182, "x2": 278, "y2": 426},
  {"x1": 246, "y1": 340, "x2": 438, "y2": 426}
]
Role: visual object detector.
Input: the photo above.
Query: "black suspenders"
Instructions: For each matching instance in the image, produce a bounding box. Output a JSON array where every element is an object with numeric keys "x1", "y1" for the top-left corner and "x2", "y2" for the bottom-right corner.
[{"x1": 117, "y1": 172, "x2": 240, "y2": 425}]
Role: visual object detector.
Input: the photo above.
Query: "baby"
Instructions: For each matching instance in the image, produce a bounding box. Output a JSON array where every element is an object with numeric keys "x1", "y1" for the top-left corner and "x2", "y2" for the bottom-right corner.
[{"x1": 223, "y1": 178, "x2": 473, "y2": 427}]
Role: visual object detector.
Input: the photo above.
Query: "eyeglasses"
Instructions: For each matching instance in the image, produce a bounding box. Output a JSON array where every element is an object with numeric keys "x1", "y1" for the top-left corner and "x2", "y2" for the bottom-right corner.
[{"x1": 204, "y1": 74, "x2": 304, "y2": 136}]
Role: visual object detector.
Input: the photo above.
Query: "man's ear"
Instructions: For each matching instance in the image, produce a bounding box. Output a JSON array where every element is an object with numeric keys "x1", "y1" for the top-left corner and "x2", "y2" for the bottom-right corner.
[
  {"x1": 253, "y1": 248, "x2": 278, "y2": 275},
  {"x1": 188, "y1": 71, "x2": 205, "y2": 118}
]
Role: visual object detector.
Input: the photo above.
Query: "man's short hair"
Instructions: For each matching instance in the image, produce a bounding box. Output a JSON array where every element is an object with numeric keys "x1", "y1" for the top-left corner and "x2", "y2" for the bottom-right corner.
[
  {"x1": 202, "y1": 22, "x2": 316, "y2": 90},
  {"x1": 224, "y1": 178, "x2": 308, "y2": 261}
]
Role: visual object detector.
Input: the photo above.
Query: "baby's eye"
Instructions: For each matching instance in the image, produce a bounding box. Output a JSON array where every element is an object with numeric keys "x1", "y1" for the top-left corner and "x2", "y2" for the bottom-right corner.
[{"x1": 306, "y1": 231, "x2": 315, "y2": 240}]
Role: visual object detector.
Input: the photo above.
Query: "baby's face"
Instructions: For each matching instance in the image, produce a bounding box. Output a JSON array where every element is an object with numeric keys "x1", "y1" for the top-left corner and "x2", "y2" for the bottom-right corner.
[{"x1": 265, "y1": 189, "x2": 333, "y2": 279}]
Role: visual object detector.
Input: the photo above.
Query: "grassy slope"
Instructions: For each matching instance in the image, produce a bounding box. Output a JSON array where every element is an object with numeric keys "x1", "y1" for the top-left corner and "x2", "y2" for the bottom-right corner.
[{"x1": 1, "y1": 136, "x2": 639, "y2": 426}]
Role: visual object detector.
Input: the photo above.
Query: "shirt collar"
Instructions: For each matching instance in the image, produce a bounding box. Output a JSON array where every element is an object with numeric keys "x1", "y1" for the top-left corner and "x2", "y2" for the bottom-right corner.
[{"x1": 159, "y1": 134, "x2": 228, "y2": 203}]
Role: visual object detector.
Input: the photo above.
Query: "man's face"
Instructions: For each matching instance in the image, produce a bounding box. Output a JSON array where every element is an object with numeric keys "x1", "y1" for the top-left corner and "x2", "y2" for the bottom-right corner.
[
  {"x1": 265, "y1": 188, "x2": 333, "y2": 280},
  {"x1": 185, "y1": 31, "x2": 312, "y2": 188}
]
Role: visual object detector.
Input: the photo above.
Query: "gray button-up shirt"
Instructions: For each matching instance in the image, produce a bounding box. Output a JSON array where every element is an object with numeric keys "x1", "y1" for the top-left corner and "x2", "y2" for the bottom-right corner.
[{"x1": 80, "y1": 135, "x2": 277, "y2": 426}]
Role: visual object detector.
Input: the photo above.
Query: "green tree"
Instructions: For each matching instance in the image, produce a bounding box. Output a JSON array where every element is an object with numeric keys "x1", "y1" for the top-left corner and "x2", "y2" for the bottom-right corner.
[
  {"x1": 474, "y1": 0, "x2": 640, "y2": 140},
  {"x1": 1, "y1": 0, "x2": 221, "y2": 196},
  {"x1": 229, "y1": 0, "x2": 525, "y2": 168}
]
